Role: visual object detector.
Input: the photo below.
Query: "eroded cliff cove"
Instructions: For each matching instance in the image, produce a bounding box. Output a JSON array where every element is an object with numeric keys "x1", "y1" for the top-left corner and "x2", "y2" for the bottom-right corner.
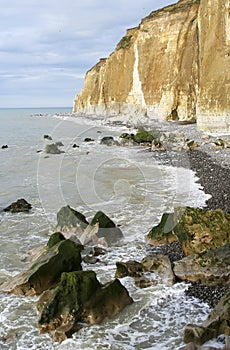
[{"x1": 73, "y1": 0, "x2": 230, "y2": 133}]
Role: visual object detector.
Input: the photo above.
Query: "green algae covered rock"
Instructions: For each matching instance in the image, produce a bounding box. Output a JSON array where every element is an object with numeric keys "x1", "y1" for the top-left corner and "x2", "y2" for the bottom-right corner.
[
  {"x1": 0, "y1": 240, "x2": 82, "y2": 296},
  {"x1": 47, "y1": 232, "x2": 66, "y2": 248},
  {"x1": 183, "y1": 290, "x2": 230, "y2": 345},
  {"x1": 147, "y1": 207, "x2": 230, "y2": 256},
  {"x1": 90, "y1": 211, "x2": 123, "y2": 245},
  {"x1": 174, "y1": 243, "x2": 230, "y2": 285},
  {"x1": 37, "y1": 271, "x2": 133, "y2": 342}
]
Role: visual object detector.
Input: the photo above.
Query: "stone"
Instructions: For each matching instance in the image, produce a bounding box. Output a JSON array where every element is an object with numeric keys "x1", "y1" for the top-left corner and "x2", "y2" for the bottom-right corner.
[
  {"x1": 0, "y1": 239, "x2": 82, "y2": 296},
  {"x1": 173, "y1": 243, "x2": 230, "y2": 286},
  {"x1": 84, "y1": 138, "x2": 94, "y2": 142},
  {"x1": 72, "y1": 143, "x2": 79, "y2": 148},
  {"x1": 47, "y1": 232, "x2": 66, "y2": 248},
  {"x1": 115, "y1": 260, "x2": 144, "y2": 278},
  {"x1": 43, "y1": 135, "x2": 52, "y2": 140},
  {"x1": 3, "y1": 198, "x2": 32, "y2": 213},
  {"x1": 147, "y1": 207, "x2": 230, "y2": 256},
  {"x1": 55, "y1": 141, "x2": 64, "y2": 147},
  {"x1": 73, "y1": 0, "x2": 230, "y2": 133},
  {"x1": 141, "y1": 254, "x2": 175, "y2": 285},
  {"x1": 1, "y1": 145, "x2": 8, "y2": 149},
  {"x1": 56, "y1": 205, "x2": 89, "y2": 237},
  {"x1": 100, "y1": 136, "x2": 118, "y2": 146},
  {"x1": 90, "y1": 211, "x2": 123, "y2": 245},
  {"x1": 45, "y1": 143, "x2": 63, "y2": 154},
  {"x1": 183, "y1": 290, "x2": 230, "y2": 345},
  {"x1": 37, "y1": 270, "x2": 133, "y2": 341}
]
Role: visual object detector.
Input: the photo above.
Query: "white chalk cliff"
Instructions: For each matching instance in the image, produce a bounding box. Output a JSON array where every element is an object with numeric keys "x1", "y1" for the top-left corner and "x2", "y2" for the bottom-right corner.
[{"x1": 73, "y1": 0, "x2": 230, "y2": 133}]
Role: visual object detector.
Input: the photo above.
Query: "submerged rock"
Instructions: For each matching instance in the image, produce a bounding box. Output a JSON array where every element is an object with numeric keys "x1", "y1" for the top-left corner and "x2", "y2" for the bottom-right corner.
[
  {"x1": 173, "y1": 243, "x2": 230, "y2": 286},
  {"x1": 43, "y1": 135, "x2": 52, "y2": 140},
  {"x1": 183, "y1": 290, "x2": 230, "y2": 345},
  {"x1": 115, "y1": 254, "x2": 175, "y2": 286},
  {"x1": 147, "y1": 207, "x2": 230, "y2": 256},
  {"x1": 45, "y1": 143, "x2": 64, "y2": 154},
  {"x1": 0, "y1": 239, "x2": 82, "y2": 296},
  {"x1": 3, "y1": 198, "x2": 32, "y2": 213},
  {"x1": 100, "y1": 136, "x2": 118, "y2": 146},
  {"x1": 37, "y1": 270, "x2": 133, "y2": 342}
]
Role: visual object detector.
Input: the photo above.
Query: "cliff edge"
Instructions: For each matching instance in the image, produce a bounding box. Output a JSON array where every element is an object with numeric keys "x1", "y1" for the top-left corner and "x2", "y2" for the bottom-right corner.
[{"x1": 73, "y1": 0, "x2": 230, "y2": 133}]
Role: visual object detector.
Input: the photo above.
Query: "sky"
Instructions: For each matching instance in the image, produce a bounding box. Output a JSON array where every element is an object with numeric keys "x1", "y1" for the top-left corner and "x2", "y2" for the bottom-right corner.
[{"x1": 0, "y1": 0, "x2": 175, "y2": 108}]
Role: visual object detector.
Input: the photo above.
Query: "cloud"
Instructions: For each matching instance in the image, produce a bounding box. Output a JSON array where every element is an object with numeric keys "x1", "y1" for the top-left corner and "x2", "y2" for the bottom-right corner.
[{"x1": 0, "y1": 0, "x2": 174, "y2": 107}]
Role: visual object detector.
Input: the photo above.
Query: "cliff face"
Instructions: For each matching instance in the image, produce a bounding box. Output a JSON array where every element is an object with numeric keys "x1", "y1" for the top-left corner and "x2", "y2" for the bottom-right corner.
[{"x1": 73, "y1": 0, "x2": 230, "y2": 133}]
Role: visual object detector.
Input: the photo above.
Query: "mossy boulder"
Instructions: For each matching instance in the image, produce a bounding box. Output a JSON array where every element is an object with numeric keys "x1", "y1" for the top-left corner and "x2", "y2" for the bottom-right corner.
[
  {"x1": 90, "y1": 211, "x2": 123, "y2": 245},
  {"x1": 47, "y1": 232, "x2": 65, "y2": 248},
  {"x1": 0, "y1": 240, "x2": 82, "y2": 296},
  {"x1": 147, "y1": 207, "x2": 230, "y2": 256},
  {"x1": 183, "y1": 290, "x2": 230, "y2": 345},
  {"x1": 173, "y1": 243, "x2": 230, "y2": 285},
  {"x1": 37, "y1": 271, "x2": 133, "y2": 342}
]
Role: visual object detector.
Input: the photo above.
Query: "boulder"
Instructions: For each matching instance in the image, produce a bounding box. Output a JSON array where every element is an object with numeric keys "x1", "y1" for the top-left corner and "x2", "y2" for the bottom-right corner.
[
  {"x1": 84, "y1": 137, "x2": 94, "y2": 142},
  {"x1": 0, "y1": 239, "x2": 82, "y2": 296},
  {"x1": 56, "y1": 205, "x2": 89, "y2": 238},
  {"x1": 115, "y1": 260, "x2": 144, "y2": 278},
  {"x1": 183, "y1": 290, "x2": 230, "y2": 345},
  {"x1": 45, "y1": 143, "x2": 64, "y2": 154},
  {"x1": 100, "y1": 136, "x2": 118, "y2": 146},
  {"x1": 43, "y1": 135, "x2": 52, "y2": 140},
  {"x1": 47, "y1": 232, "x2": 66, "y2": 248},
  {"x1": 1, "y1": 145, "x2": 8, "y2": 149},
  {"x1": 90, "y1": 211, "x2": 123, "y2": 245},
  {"x1": 115, "y1": 254, "x2": 175, "y2": 286},
  {"x1": 3, "y1": 198, "x2": 32, "y2": 213},
  {"x1": 37, "y1": 270, "x2": 133, "y2": 342},
  {"x1": 147, "y1": 207, "x2": 230, "y2": 256},
  {"x1": 173, "y1": 243, "x2": 230, "y2": 286},
  {"x1": 141, "y1": 254, "x2": 175, "y2": 285}
]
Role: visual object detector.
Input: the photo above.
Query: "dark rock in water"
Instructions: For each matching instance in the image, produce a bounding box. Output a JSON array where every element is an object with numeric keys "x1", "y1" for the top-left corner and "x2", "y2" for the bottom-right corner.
[
  {"x1": 43, "y1": 135, "x2": 52, "y2": 140},
  {"x1": 45, "y1": 143, "x2": 64, "y2": 154},
  {"x1": 90, "y1": 211, "x2": 123, "y2": 245},
  {"x1": 72, "y1": 143, "x2": 79, "y2": 148},
  {"x1": 173, "y1": 243, "x2": 230, "y2": 286},
  {"x1": 115, "y1": 261, "x2": 144, "y2": 278},
  {"x1": 0, "y1": 239, "x2": 82, "y2": 296},
  {"x1": 37, "y1": 270, "x2": 133, "y2": 342},
  {"x1": 183, "y1": 290, "x2": 230, "y2": 346},
  {"x1": 47, "y1": 232, "x2": 66, "y2": 248},
  {"x1": 147, "y1": 207, "x2": 230, "y2": 256},
  {"x1": 100, "y1": 136, "x2": 118, "y2": 146},
  {"x1": 3, "y1": 198, "x2": 32, "y2": 213},
  {"x1": 82, "y1": 255, "x2": 100, "y2": 264},
  {"x1": 1, "y1": 145, "x2": 8, "y2": 149},
  {"x1": 56, "y1": 205, "x2": 89, "y2": 237},
  {"x1": 84, "y1": 138, "x2": 94, "y2": 142}
]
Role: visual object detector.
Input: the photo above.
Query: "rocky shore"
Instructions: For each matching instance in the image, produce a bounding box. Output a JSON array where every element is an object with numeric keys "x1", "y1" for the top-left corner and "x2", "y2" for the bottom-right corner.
[{"x1": 143, "y1": 120, "x2": 230, "y2": 309}]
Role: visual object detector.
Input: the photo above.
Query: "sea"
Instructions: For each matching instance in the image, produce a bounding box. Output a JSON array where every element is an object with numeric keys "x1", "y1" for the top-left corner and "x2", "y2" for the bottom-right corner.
[{"x1": 0, "y1": 108, "x2": 220, "y2": 350}]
